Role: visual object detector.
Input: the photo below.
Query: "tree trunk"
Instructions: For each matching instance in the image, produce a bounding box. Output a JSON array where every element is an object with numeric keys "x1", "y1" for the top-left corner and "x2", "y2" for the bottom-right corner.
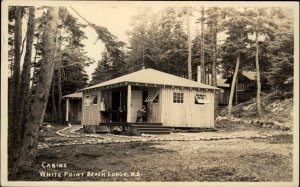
[
  {"x1": 9, "y1": 6, "x2": 23, "y2": 165},
  {"x1": 228, "y1": 53, "x2": 240, "y2": 124},
  {"x1": 142, "y1": 39, "x2": 145, "y2": 69},
  {"x1": 212, "y1": 31, "x2": 217, "y2": 87},
  {"x1": 51, "y1": 27, "x2": 62, "y2": 125},
  {"x1": 51, "y1": 73, "x2": 58, "y2": 125},
  {"x1": 58, "y1": 67, "x2": 63, "y2": 124},
  {"x1": 12, "y1": 7, "x2": 59, "y2": 175},
  {"x1": 57, "y1": 36, "x2": 63, "y2": 125},
  {"x1": 235, "y1": 76, "x2": 238, "y2": 105},
  {"x1": 255, "y1": 30, "x2": 262, "y2": 117},
  {"x1": 31, "y1": 37, "x2": 39, "y2": 91},
  {"x1": 16, "y1": 6, "x2": 36, "y2": 148},
  {"x1": 200, "y1": 7, "x2": 206, "y2": 83},
  {"x1": 212, "y1": 30, "x2": 218, "y2": 120},
  {"x1": 187, "y1": 8, "x2": 192, "y2": 80}
]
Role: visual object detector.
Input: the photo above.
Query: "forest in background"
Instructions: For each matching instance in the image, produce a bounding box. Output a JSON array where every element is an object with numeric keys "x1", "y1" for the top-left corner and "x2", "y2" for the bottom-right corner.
[{"x1": 7, "y1": 6, "x2": 294, "y2": 177}]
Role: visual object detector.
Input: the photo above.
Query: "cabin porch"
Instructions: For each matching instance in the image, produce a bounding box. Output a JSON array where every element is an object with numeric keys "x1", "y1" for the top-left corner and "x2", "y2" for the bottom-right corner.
[
  {"x1": 63, "y1": 92, "x2": 82, "y2": 125},
  {"x1": 83, "y1": 122, "x2": 171, "y2": 135},
  {"x1": 99, "y1": 84, "x2": 161, "y2": 124}
]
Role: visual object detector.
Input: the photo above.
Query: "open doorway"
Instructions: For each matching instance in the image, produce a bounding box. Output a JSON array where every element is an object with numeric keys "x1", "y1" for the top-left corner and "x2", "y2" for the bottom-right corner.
[
  {"x1": 142, "y1": 90, "x2": 148, "y2": 106},
  {"x1": 111, "y1": 90, "x2": 127, "y2": 122},
  {"x1": 111, "y1": 91, "x2": 121, "y2": 110},
  {"x1": 111, "y1": 91, "x2": 121, "y2": 122}
]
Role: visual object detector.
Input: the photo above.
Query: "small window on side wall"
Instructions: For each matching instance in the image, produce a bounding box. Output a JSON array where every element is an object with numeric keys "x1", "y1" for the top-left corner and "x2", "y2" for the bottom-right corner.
[
  {"x1": 237, "y1": 84, "x2": 244, "y2": 91},
  {"x1": 153, "y1": 94, "x2": 159, "y2": 103},
  {"x1": 173, "y1": 92, "x2": 184, "y2": 103},
  {"x1": 93, "y1": 95, "x2": 98, "y2": 105},
  {"x1": 195, "y1": 94, "x2": 209, "y2": 104},
  {"x1": 145, "y1": 92, "x2": 159, "y2": 103},
  {"x1": 84, "y1": 95, "x2": 96, "y2": 106}
]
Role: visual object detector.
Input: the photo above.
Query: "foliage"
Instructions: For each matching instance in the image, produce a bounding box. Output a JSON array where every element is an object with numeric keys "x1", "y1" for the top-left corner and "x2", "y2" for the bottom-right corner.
[
  {"x1": 266, "y1": 12, "x2": 294, "y2": 95},
  {"x1": 68, "y1": 7, "x2": 127, "y2": 86},
  {"x1": 126, "y1": 7, "x2": 188, "y2": 77},
  {"x1": 90, "y1": 50, "x2": 113, "y2": 85}
]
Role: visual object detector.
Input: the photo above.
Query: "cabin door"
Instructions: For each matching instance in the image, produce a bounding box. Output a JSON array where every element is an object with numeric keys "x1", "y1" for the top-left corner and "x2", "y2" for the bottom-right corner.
[{"x1": 130, "y1": 90, "x2": 143, "y2": 122}]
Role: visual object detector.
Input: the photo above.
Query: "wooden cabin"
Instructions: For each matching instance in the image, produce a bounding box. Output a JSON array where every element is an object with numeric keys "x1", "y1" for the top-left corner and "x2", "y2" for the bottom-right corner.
[
  {"x1": 80, "y1": 68, "x2": 220, "y2": 129},
  {"x1": 225, "y1": 71, "x2": 257, "y2": 104},
  {"x1": 217, "y1": 78, "x2": 230, "y2": 106},
  {"x1": 63, "y1": 92, "x2": 82, "y2": 124}
]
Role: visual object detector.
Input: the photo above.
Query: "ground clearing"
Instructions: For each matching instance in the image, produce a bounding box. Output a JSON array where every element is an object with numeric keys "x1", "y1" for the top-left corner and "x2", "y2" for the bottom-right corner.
[{"x1": 13, "y1": 131, "x2": 293, "y2": 182}]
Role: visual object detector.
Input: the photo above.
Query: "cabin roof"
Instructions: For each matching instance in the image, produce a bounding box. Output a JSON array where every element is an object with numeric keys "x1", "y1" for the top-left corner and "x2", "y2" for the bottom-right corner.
[
  {"x1": 225, "y1": 70, "x2": 257, "y2": 84},
  {"x1": 217, "y1": 78, "x2": 230, "y2": 88},
  {"x1": 62, "y1": 92, "x2": 82, "y2": 98},
  {"x1": 81, "y1": 68, "x2": 220, "y2": 91},
  {"x1": 242, "y1": 71, "x2": 256, "y2": 80}
]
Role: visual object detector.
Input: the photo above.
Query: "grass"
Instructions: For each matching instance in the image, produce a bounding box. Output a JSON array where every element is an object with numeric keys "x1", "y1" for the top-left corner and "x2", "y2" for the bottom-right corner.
[
  {"x1": 11, "y1": 136, "x2": 293, "y2": 182},
  {"x1": 252, "y1": 134, "x2": 293, "y2": 144},
  {"x1": 10, "y1": 95, "x2": 294, "y2": 182}
]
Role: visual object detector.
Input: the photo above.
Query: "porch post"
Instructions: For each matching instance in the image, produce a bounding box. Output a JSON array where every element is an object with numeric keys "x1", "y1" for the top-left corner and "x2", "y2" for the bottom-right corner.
[
  {"x1": 66, "y1": 98, "x2": 69, "y2": 121},
  {"x1": 127, "y1": 85, "x2": 132, "y2": 122}
]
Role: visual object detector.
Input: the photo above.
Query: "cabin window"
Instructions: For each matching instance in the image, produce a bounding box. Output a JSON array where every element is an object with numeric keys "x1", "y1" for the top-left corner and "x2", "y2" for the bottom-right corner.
[
  {"x1": 145, "y1": 92, "x2": 159, "y2": 103},
  {"x1": 93, "y1": 95, "x2": 98, "y2": 105},
  {"x1": 84, "y1": 95, "x2": 96, "y2": 106},
  {"x1": 195, "y1": 94, "x2": 209, "y2": 104},
  {"x1": 173, "y1": 92, "x2": 184, "y2": 103},
  {"x1": 237, "y1": 84, "x2": 244, "y2": 91}
]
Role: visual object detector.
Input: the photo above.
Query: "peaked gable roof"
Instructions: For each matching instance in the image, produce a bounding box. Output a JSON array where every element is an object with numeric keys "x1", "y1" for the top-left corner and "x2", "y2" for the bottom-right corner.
[
  {"x1": 242, "y1": 71, "x2": 256, "y2": 80},
  {"x1": 217, "y1": 78, "x2": 230, "y2": 88},
  {"x1": 225, "y1": 70, "x2": 257, "y2": 84},
  {"x1": 63, "y1": 92, "x2": 82, "y2": 98},
  {"x1": 81, "y1": 68, "x2": 219, "y2": 91}
]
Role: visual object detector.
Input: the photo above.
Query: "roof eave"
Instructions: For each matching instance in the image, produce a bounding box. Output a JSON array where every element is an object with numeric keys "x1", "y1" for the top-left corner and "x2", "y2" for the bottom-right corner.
[{"x1": 81, "y1": 81, "x2": 220, "y2": 92}]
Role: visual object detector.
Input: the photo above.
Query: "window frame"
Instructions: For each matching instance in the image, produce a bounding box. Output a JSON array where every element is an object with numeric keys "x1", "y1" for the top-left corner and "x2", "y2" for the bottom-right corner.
[
  {"x1": 92, "y1": 94, "x2": 98, "y2": 105},
  {"x1": 195, "y1": 93, "x2": 209, "y2": 104},
  {"x1": 84, "y1": 95, "x2": 96, "y2": 106},
  {"x1": 145, "y1": 92, "x2": 159, "y2": 103},
  {"x1": 237, "y1": 84, "x2": 245, "y2": 91},
  {"x1": 173, "y1": 92, "x2": 184, "y2": 104}
]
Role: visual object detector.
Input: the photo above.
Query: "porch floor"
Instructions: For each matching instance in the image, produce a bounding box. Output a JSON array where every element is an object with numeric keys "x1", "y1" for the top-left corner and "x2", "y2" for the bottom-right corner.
[
  {"x1": 99, "y1": 122, "x2": 163, "y2": 126},
  {"x1": 83, "y1": 122, "x2": 171, "y2": 135}
]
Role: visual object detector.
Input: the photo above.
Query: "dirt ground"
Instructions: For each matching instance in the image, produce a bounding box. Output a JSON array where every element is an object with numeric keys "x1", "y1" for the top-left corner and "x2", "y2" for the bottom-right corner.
[
  {"x1": 13, "y1": 128, "x2": 293, "y2": 182},
  {"x1": 10, "y1": 96, "x2": 294, "y2": 182}
]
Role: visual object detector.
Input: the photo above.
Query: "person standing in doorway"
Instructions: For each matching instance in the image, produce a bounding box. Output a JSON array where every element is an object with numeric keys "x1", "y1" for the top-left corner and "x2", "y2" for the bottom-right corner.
[{"x1": 136, "y1": 105, "x2": 147, "y2": 122}]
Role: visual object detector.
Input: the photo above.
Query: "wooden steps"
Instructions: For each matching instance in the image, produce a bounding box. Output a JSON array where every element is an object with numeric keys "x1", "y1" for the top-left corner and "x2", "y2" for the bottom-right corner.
[
  {"x1": 66, "y1": 121, "x2": 81, "y2": 125},
  {"x1": 129, "y1": 123, "x2": 172, "y2": 135}
]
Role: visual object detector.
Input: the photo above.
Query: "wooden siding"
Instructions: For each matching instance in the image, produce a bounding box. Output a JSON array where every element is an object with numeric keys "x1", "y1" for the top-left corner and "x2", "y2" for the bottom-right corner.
[
  {"x1": 146, "y1": 88, "x2": 161, "y2": 123},
  {"x1": 81, "y1": 86, "x2": 215, "y2": 128},
  {"x1": 130, "y1": 90, "x2": 142, "y2": 122},
  {"x1": 218, "y1": 88, "x2": 230, "y2": 105},
  {"x1": 160, "y1": 88, "x2": 215, "y2": 128},
  {"x1": 82, "y1": 89, "x2": 101, "y2": 125}
]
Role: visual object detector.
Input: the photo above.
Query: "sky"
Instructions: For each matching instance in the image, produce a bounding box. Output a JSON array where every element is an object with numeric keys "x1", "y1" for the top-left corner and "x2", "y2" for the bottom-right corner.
[
  {"x1": 67, "y1": 4, "x2": 140, "y2": 81},
  {"x1": 66, "y1": 2, "x2": 205, "y2": 81},
  {"x1": 8, "y1": 1, "x2": 295, "y2": 81},
  {"x1": 7, "y1": 1, "x2": 206, "y2": 81},
  {"x1": 37, "y1": 1, "x2": 295, "y2": 82}
]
